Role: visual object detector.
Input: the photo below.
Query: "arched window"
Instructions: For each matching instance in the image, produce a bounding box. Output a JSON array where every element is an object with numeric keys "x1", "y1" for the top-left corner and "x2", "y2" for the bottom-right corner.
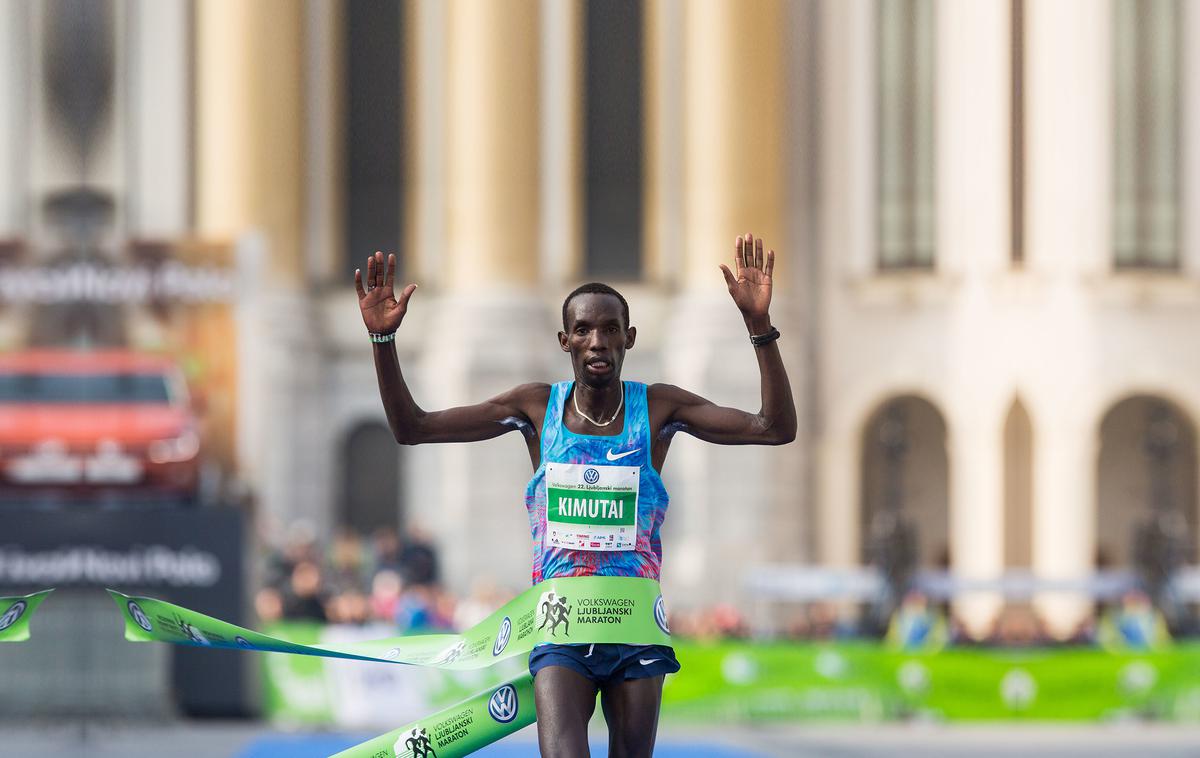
[
  {"x1": 1096, "y1": 396, "x2": 1196, "y2": 568},
  {"x1": 339, "y1": 421, "x2": 402, "y2": 534},
  {"x1": 860, "y1": 396, "x2": 949, "y2": 570}
]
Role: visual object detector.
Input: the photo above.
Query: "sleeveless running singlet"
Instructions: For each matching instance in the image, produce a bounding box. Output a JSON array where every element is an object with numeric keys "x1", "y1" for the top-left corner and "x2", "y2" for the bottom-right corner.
[{"x1": 525, "y1": 381, "x2": 669, "y2": 584}]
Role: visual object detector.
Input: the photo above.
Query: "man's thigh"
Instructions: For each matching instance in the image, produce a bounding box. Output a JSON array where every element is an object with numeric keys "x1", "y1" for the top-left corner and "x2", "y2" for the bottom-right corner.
[
  {"x1": 534, "y1": 665, "x2": 599, "y2": 758},
  {"x1": 599, "y1": 675, "x2": 664, "y2": 758}
]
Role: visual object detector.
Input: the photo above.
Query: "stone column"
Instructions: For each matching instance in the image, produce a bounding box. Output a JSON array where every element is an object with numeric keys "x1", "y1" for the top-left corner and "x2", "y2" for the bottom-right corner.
[
  {"x1": 538, "y1": 0, "x2": 583, "y2": 286},
  {"x1": 682, "y1": 0, "x2": 786, "y2": 291},
  {"x1": 0, "y1": 0, "x2": 28, "y2": 349},
  {"x1": 817, "y1": 423, "x2": 861, "y2": 569},
  {"x1": 0, "y1": 0, "x2": 29, "y2": 237},
  {"x1": 948, "y1": 416, "x2": 1006, "y2": 636},
  {"x1": 661, "y1": 0, "x2": 796, "y2": 611},
  {"x1": 196, "y1": 0, "x2": 305, "y2": 280},
  {"x1": 1023, "y1": 0, "x2": 1107, "y2": 635},
  {"x1": 444, "y1": 0, "x2": 540, "y2": 292},
  {"x1": 815, "y1": 0, "x2": 870, "y2": 574},
  {"x1": 195, "y1": 0, "x2": 323, "y2": 532},
  {"x1": 941, "y1": 0, "x2": 1010, "y2": 635},
  {"x1": 415, "y1": 0, "x2": 552, "y2": 595},
  {"x1": 1187, "y1": 1, "x2": 1200, "y2": 276},
  {"x1": 1029, "y1": 410, "x2": 1095, "y2": 637},
  {"x1": 126, "y1": 0, "x2": 189, "y2": 237},
  {"x1": 644, "y1": 0, "x2": 684, "y2": 285},
  {"x1": 1024, "y1": 0, "x2": 1109, "y2": 278}
]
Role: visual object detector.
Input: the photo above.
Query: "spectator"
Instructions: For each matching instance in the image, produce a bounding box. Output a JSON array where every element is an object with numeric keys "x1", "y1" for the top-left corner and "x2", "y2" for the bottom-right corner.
[
  {"x1": 370, "y1": 569, "x2": 403, "y2": 621},
  {"x1": 255, "y1": 523, "x2": 456, "y2": 631},
  {"x1": 326, "y1": 589, "x2": 370, "y2": 625},
  {"x1": 255, "y1": 586, "x2": 284, "y2": 623},
  {"x1": 371, "y1": 527, "x2": 403, "y2": 577},
  {"x1": 454, "y1": 577, "x2": 513, "y2": 630},
  {"x1": 262, "y1": 519, "x2": 319, "y2": 591},
  {"x1": 327, "y1": 529, "x2": 369, "y2": 595},
  {"x1": 886, "y1": 590, "x2": 947, "y2": 651},
  {"x1": 282, "y1": 560, "x2": 328, "y2": 622},
  {"x1": 399, "y1": 526, "x2": 439, "y2": 587},
  {"x1": 1099, "y1": 590, "x2": 1170, "y2": 651},
  {"x1": 394, "y1": 584, "x2": 437, "y2": 632}
]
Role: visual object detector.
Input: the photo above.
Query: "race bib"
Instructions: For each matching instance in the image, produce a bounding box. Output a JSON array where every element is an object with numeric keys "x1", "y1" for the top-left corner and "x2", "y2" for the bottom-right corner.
[{"x1": 545, "y1": 462, "x2": 639, "y2": 551}]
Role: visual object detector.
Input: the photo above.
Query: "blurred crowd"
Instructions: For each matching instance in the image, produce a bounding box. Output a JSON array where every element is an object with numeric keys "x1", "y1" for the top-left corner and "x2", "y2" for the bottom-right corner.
[
  {"x1": 250, "y1": 523, "x2": 799, "y2": 640},
  {"x1": 251, "y1": 523, "x2": 768, "y2": 639},
  {"x1": 880, "y1": 589, "x2": 1186, "y2": 651},
  {"x1": 253, "y1": 523, "x2": 518, "y2": 633},
  {"x1": 670, "y1": 591, "x2": 1184, "y2": 648},
  {"x1": 252, "y1": 526, "x2": 1187, "y2": 650}
]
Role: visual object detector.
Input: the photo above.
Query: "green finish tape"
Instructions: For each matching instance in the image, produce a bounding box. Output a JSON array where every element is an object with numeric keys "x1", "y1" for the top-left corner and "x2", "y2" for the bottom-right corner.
[
  {"x1": 108, "y1": 575, "x2": 671, "y2": 668},
  {"x1": 111, "y1": 577, "x2": 672, "y2": 756},
  {"x1": 331, "y1": 672, "x2": 537, "y2": 758},
  {"x1": 0, "y1": 589, "x2": 54, "y2": 642}
]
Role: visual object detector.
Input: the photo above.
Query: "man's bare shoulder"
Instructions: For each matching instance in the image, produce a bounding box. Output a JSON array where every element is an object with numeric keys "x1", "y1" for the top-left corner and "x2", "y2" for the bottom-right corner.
[
  {"x1": 501, "y1": 382, "x2": 553, "y2": 412},
  {"x1": 647, "y1": 382, "x2": 700, "y2": 406}
]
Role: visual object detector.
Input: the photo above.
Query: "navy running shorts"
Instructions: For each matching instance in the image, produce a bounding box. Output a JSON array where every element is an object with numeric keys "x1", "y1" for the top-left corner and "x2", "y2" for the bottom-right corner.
[{"x1": 528, "y1": 643, "x2": 680, "y2": 684}]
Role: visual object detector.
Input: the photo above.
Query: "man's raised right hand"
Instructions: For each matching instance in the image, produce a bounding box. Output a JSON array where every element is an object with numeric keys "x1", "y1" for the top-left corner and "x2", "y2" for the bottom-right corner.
[{"x1": 355, "y1": 251, "x2": 417, "y2": 336}]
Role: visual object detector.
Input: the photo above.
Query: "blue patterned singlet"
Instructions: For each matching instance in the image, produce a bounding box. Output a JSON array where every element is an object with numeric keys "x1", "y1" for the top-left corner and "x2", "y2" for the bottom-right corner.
[{"x1": 524, "y1": 381, "x2": 669, "y2": 584}]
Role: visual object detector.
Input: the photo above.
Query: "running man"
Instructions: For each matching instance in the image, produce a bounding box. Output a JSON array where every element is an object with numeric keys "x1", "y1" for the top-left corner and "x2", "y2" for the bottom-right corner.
[{"x1": 355, "y1": 234, "x2": 796, "y2": 758}]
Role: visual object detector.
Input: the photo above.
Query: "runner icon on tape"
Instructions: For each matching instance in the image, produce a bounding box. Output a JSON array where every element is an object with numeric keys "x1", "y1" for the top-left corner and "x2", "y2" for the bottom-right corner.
[
  {"x1": 537, "y1": 592, "x2": 571, "y2": 637},
  {"x1": 396, "y1": 727, "x2": 437, "y2": 758}
]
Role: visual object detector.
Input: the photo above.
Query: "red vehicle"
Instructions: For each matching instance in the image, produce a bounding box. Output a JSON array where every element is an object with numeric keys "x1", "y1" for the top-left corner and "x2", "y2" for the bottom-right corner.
[{"x1": 0, "y1": 350, "x2": 201, "y2": 501}]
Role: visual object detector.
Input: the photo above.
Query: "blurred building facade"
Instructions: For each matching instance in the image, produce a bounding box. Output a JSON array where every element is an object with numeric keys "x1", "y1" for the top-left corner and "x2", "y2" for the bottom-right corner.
[{"x1": 0, "y1": 0, "x2": 1197, "y2": 638}]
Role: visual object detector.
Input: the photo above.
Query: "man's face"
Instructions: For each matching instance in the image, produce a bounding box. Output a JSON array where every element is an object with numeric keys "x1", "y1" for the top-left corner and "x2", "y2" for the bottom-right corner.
[{"x1": 559, "y1": 293, "x2": 635, "y2": 387}]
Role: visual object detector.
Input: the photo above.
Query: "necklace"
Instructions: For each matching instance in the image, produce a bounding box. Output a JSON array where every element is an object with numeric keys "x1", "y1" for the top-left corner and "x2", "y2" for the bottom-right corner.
[{"x1": 573, "y1": 382, "x2": 624, "y2": 427}]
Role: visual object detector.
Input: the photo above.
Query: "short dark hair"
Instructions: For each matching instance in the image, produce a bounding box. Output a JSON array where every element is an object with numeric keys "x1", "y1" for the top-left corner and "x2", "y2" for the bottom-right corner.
[{"x1": 561, "y1": 282, "x2": 629, "y2": 331}]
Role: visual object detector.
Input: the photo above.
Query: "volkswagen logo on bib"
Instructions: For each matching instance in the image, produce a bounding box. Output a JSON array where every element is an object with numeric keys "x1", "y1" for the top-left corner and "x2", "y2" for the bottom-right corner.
[
  {"x1": 488, "y1": 683, "x2": 519, "y2": 724},
  {"x1": 654, "y1": 595, "x2": 670, "y2": 635},
  {"x1": 0, "y1": 600, "x2": 26, "y2": 632},
  {"x1": 493, "y1": 616, "x2": 512, "y2": 656},
  {"x1": 127, "y1": 600, "x2": 154, "y2": 632},
  {"x1": 583, "y1": 467, "x2": 600, "y2": 484}
]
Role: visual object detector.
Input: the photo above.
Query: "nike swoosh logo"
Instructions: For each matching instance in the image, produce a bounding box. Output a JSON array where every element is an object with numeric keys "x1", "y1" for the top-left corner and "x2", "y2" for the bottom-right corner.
[
  {"x1": 606, "y1": 448, "x2": 641, "y2": 461},
  {"x1": 639, "y1": 658, "x2": 660, "y2": 666}
]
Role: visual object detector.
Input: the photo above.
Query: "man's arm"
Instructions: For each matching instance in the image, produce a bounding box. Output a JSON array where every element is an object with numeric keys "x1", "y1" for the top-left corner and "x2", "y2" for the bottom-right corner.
[
  {"x1": 656, "y1": 234, "x2": 797, "y2": 446},
  {"x1": 357, "y1": 251, "x2": 546, "y2": 445}
]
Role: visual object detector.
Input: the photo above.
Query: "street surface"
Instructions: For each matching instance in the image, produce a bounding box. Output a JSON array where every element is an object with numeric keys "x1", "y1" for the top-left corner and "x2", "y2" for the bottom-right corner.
[{"x1": 2, "y1": 721, "x2": 1199, "y2": 757}]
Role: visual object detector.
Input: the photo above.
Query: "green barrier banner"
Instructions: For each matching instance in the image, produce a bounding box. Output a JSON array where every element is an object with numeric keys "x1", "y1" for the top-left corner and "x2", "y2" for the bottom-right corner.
[
  {"x1": 0, "y1": 589, "x2": 54, "y2": 642},
  {"x1": 109, "y1": 576, "x2": 670, "y2": 669},
  {"x1": 332, "y1": 673, "x2": 537, "y2": 758},
  {"x1": 659, "y1": 641, "x2": 1200, "y2": 722}
]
